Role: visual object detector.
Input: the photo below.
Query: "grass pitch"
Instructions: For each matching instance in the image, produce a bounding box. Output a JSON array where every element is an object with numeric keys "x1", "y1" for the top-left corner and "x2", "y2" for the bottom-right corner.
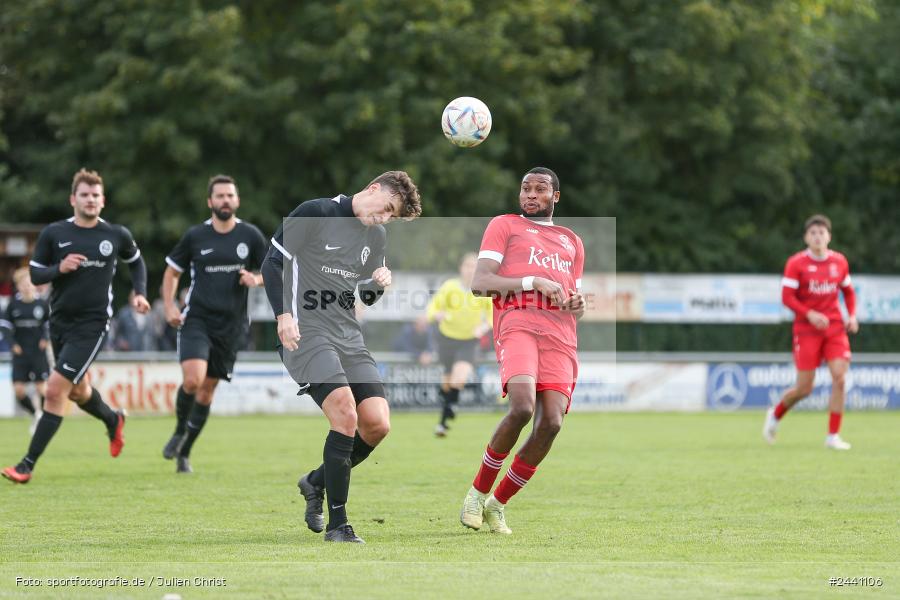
[{"x1": 0, "y1": 411, "x2": 897, "y2": 599}]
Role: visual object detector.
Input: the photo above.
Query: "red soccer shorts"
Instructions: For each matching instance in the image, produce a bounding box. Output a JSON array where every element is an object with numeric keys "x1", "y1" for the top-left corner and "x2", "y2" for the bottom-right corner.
[
  {"x1": 793, "y1": 323, "x2": 851, "y2": 370},
  {"x1": 495, "y1": 329, "x2": 578, "y2": 412}
]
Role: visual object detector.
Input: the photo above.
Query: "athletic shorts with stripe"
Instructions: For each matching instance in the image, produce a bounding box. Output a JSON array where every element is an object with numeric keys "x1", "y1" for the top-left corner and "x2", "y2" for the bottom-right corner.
[
  {"x1": 50, "y1": 319, "x2": 109, "y2": 384},
  {"x1": 496, "y1": 328, "x2": 579, "y2": 413},
  {"x1": 278, "y1": 331, "x2": 385, "y2": 407}
]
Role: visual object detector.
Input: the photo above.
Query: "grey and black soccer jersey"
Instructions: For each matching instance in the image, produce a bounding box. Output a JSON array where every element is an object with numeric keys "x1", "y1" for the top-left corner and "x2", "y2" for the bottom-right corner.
[
  {"x1": 0, "y1": 295, "x2": 49, "y2": 354},
  {"x1": 165, "y1": 219, "x2": 267, "y2": 330},
  {"x1": 263, "y1": 195, "x2": 387, "y2": 337},
  {"x1": 29, "y1": 218, "x2": 147, "y2": 323}
]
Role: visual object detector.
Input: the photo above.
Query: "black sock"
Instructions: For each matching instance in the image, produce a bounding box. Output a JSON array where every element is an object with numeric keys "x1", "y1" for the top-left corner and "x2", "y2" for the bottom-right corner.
[
  {"x1": 23, "y1": 412, "x2": 63, "y2": 469},
  {"x1": 79, "y1": 388, "x2": 118, "y2": 434},
  {"x1": 16, "y1": 395, "x2": 35, "y2": 415},
  {"x1": 39, "y1": 395, "x2": 45, "y2": 410},
  {"x1": 307, "y1": 432, "x2": 377, "y2": 488},
  {"x1": 323, "y1": 430, "x2": 354, "y2": 531},
  {"x1": 174, "y1": 385, "x2": 195, "y2": 436},
  {"x1": 441, "y1": 388, "x2": 460, "y2": 424},
  {"x1": 179, "y1": 402, "x2": 210, "y2": 457}
]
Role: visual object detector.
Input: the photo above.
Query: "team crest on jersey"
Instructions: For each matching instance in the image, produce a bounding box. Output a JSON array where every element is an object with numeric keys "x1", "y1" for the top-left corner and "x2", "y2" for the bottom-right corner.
[
  {"x1": 99, "y1": 240, "x2": 113, "y2": 256},
  {"x1": 33, "y1": 306, "x2": 44, "y2": 319},
  {"x1": 236, "y1": 242, "x2": 249, "y2": 259},
  {"x1": 558, "y1": 234, "x2": 575, "y2": 253},
  {"x1": 829, "y1": 263, "x2": 839, "y2": 278},
  {"x1": 361, "y1": 246, "x2": 370, "y2": 265}
]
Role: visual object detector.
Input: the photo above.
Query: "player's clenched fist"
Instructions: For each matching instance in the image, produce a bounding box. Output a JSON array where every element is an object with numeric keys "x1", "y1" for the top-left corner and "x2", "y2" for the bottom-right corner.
[
  {"x1": 371, "y1": 266, "x2": 392, "y2": 288},
  {"x1": 59, "y1": 253, "x2": 87, "y2": 273},
  {"x1": 132, "y1": 294, "x2": 150, "y2": 314}
]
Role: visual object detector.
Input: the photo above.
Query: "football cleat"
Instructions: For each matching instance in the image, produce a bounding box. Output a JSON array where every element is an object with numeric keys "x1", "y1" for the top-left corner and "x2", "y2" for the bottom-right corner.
[
  {"x1": 109, "y1": 410, "x2": 126, "y2": 457},
  {"x1": 460, "y1": 486, "x2": 488, "y2": 530},
  {"x1": 825, "y1": 434, "x2": 851, "y2": 450},
  {"x1": 297, "y1": 472, "x2": 325, "y2": 533},
  {"x1": 434, "y1": 424, "x2": 448, "y2": 438},
  {"x1": 483, "y1": 495, "x2": 512, "y2": 534},
  {"x1": 762, "y1": 407, "x2": 778, "y2": 445},
  {"x1": 2, "y1": 464, "x2": 32, "y2": 484},
  {"x1": 176, "y1": 455, "x2": 193, "y2": 473},
  {"x1": 162, "y1": 433, "x2": 186, "y2": 460},
  {"x1": 324, "y1": 523, "x2": 365, "y2": 544}
]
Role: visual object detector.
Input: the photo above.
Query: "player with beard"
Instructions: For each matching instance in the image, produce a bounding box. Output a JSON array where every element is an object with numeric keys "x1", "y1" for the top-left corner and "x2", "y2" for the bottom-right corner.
[
  {"x1": 459, "y1": 167, "x2": 585, "y2": 534},
  {"x1": 160, "y1": 175, "x2": 267, "y2": 473},
  {"x1": 3, "y1": 168, "x2": 148, "y2": 484}
]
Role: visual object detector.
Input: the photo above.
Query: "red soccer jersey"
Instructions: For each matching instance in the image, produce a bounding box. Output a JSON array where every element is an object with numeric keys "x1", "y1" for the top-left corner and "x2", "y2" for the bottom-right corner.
[
  {"x1": 478, "y1": 214, "x2": 584, "y2": 348},
  {"x1": 781, "y1": 249, "x2": 855, "y2": 330}
]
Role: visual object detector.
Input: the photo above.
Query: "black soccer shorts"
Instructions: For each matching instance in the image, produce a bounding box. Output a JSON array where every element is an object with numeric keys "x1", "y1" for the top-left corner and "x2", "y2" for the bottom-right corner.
[
  {"x1": 50, "y1": 319, "x2": 109, "y2": 384},
  {"x1": 12, "y1": 352, "x2": 50, "y2": 383},
  {"x1": 177, "y1": 316, "x2": 240, "y2": 381}
]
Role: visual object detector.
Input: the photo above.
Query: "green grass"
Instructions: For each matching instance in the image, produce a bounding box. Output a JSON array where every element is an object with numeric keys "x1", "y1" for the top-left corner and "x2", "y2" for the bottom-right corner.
[{"x1": 1, "y1": 411, "x2": 898, "y2": 599}]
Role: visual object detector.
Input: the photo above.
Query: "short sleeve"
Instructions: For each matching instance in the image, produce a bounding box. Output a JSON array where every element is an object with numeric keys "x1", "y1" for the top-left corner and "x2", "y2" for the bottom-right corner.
[
  {"x1": 574, "y1": 234, "x2": 585, "y2": 290},
  {"x1": 118, "y1": 225, "x2": 142, "y2": 263},
  {"x1": 478, "y1": 216, "x2": 510, "y2": 263},
  {"x1": 840, "y1": 255, "x2": 852, "y2": 288},
  {"x1": 166, "y1": 228, "x2": 193, "y2": 273},
  {"x1": 782, "y1": 256, "x2": 801, "y2": 289},
  {"x1": 247, "y1": 225, "x2": 268, "y2": 271}
]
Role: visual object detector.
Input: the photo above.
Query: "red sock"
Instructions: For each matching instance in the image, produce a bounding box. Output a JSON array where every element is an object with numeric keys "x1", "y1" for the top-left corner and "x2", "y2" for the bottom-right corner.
[
  {"x1": 472, "y1": 445, "x2": 508, "y2": 494},
  {"x1": 773, "y1": 401, "x2": 789, "y2": 420},
  {"x1": 829, "y1": 412, "x2": 842, "y2": 435},
  {"x1": 493, "y1": 455, "x2": 538, "y2": 505}
]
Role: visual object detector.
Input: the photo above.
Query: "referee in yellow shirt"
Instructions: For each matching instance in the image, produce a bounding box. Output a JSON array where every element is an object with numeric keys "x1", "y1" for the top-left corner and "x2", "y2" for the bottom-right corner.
[{"x1": 426, "y1": 253, "x2": 493, "y2": 436}]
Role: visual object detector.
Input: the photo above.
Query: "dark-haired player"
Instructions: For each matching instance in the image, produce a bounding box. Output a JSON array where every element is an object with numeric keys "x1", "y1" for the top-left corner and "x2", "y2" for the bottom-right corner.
[
  {"x1": 262, "y1": 171, "x2": 422, "y2": 543},
  {"x1": 763, "y1": 214, "x2": 858, "y2": 450},
  {"x1": 459, "y1": 167, "x2": 585, "y2": 534},
  {"x1": 160, "y1": 174, "x2": 267, "y2": 473}
]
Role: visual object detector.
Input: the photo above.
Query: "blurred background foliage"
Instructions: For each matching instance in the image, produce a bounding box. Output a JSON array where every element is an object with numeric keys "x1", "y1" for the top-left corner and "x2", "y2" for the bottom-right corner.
[{"x1": 1, "y1": 0, "x2": 898, "y2": 350}]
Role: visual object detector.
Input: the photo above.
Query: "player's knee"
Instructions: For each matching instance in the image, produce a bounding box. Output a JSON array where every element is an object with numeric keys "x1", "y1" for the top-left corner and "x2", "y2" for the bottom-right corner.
[
  {"x1": 536, "y1": 416, "x2": 563, "y2": 439},
  {"x1": 364, "y1": 420, "x2": 390, "y2": 443},
  {"x1": 182, "y1": 377, "x2": 202, "y2": 394},
  {"x1": 796, "y1": 382, "x2": 814, "y2": 397},
  {"x1": 507, "y1": 402, "x2": 535, "y2": 427}
]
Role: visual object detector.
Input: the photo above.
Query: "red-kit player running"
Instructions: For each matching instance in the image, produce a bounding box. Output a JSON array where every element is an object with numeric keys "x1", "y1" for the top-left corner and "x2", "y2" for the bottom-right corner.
[
  {"x1": 763, "y1": 214, "x2": 859, "y2": 450},
  {"x1": 459, "y1": 167, "x2": 585, "y2": 534}
]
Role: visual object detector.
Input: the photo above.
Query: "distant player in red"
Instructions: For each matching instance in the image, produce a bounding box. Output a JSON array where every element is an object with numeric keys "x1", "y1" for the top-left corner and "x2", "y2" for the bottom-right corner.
[
  {"x1": 763, "y1": 214, "x2": 859, "y2": 450},
  {"x1": 459, "y1": 167, "x2": 585, "y2": 534}
]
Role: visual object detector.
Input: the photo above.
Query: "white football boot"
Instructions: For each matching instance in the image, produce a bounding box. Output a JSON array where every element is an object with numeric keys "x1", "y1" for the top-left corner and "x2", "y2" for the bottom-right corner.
[
  {"x1": 825, "y1": 434, "x2": 851, "y2": 450},
  {"x1": 460, "y1": 486, "x2": 488, "y2": 530},
  {"x1": 483, "y1": 495, "x2": 512, "y2": 535},
  {"x1": 762, "y1": 407, "x2": 778, "y2": 445}
]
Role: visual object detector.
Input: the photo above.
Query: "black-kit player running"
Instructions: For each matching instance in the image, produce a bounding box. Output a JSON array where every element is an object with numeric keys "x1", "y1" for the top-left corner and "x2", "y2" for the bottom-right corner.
[
  {"x1": 161, "y1": 174, "x2": 267, "y2": 474},
  {"x1": 3, "y1": 168, "x2": 149, "y2": 484},
  {"x1": 261, "y1": 171, "x2": 422, "y2": 543}
]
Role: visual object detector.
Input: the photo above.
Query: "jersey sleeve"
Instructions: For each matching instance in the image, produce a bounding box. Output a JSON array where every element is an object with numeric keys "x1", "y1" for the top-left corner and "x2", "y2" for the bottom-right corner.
[
  {"x1": 781, "y1": 256, "x2": 801, "y2": 290},
  {"x1": 839, "y1": 255, "x2": 857, "y2": 317},
  {"x1": 781, "y1": 256, "x2": 808, "y2": 318},
  {"x1": 165, "y1": 228, "x2": 193, "y2": 273},
  {"x1": 574, "y1": 234, "x2": 585, "y2": 291},
  {"x1": 478, "y1": 216, "x2": 511, "y2": 263},
  {"x1": 0, "y1": 303, "x2": 13, "y2": 340},
  {"x1": 247, "y1": 224, "x2": 268, "y2": 272},
  {"x1": 29, "y1": 226, "x2": 55, "y2": 270},
  {"x1": 29, "y1": 226, "x2": 61, "y2": 285},
  {"x1": 117, "y1": 225, "x2": 142, "y2": 263}
]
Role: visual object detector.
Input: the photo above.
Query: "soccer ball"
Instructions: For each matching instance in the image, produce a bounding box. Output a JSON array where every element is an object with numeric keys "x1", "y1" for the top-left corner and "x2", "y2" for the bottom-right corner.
[{"x1": 441, "y1": 97, "x2": 492, "y2": 147}]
